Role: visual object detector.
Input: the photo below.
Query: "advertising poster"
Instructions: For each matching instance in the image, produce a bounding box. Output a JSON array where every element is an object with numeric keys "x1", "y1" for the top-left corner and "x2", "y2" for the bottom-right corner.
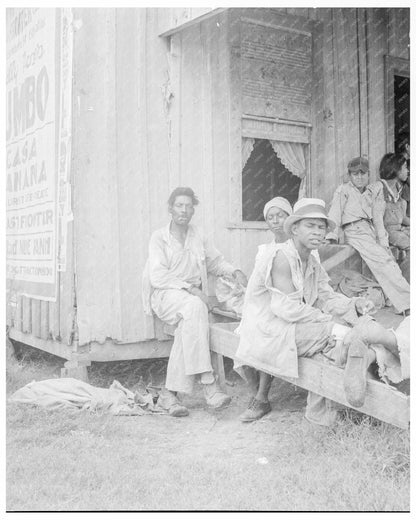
[{"x1": 6, "y1": 8, "x2": 59, "y2": 300}]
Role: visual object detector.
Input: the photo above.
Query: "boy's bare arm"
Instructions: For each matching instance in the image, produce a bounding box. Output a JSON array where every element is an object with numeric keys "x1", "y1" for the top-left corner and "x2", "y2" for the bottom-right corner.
[{"x1": 271, "y1": 251, "x2": 297, "y2": 294}]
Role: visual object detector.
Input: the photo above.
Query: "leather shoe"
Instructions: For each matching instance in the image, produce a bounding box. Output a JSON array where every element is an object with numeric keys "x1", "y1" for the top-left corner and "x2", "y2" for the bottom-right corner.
[
  {"x1": 203, "y1": 380, "x2": 232, "y2": 409},
  {"x1": 239, "y1": 397, "x2": 271, "y2": 422},
  {"x1": 158, "y1": 389, "x2": 189, "y2": 417}
]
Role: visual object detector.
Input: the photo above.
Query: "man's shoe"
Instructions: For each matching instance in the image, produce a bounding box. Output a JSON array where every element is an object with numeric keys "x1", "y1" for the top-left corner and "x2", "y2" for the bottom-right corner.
[
  {"x1": 343, "y1": 338, "x2": 368, "y2": 408},
  {"x1": 158, "y1": 390, "x2": 189, "y2": 417},
  {"x1": 203, "y1": 380, "x2": 232, "y2": 409},
  {"x1": 239, "y1": 398, "x2": 271, "y2": 422},
  {"x1": 168, "y1": 403, "x2": 189, "y2": 417}
]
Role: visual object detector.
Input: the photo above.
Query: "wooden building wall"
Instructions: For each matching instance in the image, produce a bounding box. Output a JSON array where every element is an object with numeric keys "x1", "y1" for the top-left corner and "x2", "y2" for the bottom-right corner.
[
  {"x1": 8, "y1": 7, "x2": 409, "y2": 355},
  {"x1": 312, "y1": 7, "x2": 410, "y2": 201},
  {"x1": 155, "y1": 7, "x2": 410, "y2": 275}
]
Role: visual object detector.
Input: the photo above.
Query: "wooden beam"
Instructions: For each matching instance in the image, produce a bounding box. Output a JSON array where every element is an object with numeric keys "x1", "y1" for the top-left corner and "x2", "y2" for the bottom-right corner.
[
  {"x1": 88, "y1": 339, "x2": 173, "y2": 362},
  {"x1": 321, "y1": 245, "x2": 357, "y2": 272},
  {"x1": 8, "y1": 328, "x2": 73, "y2": 360},
  {"x1": 209, "y1": 322, "x2": 409, "y2": 429},
  {"x1": 159, "y1": 8, "x2": 227, "y2": 37}
]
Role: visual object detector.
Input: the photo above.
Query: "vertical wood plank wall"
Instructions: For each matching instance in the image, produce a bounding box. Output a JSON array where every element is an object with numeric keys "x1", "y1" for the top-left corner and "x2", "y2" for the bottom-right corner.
[
  {"x1": 7, "y1": 7, "x2": 409, "y2": 351},
  {"x1": 312, "y1": 7, "x2": 409, "y2": 197},
  {"x1": 72, "y1": 8, "x2": 120, "y2": 346},
  {"x1": 162, "y1": 7, "x2": 410, "y2": 282},
  {"x1": 366, "y1": 8, "x2": 389, "y2": 179}
]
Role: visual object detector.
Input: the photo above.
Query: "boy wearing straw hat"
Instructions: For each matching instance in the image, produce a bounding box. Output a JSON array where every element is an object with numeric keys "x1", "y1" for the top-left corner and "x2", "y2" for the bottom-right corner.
[{"x1": 235, "y1": 198, "x2": 402, "y2": 426}]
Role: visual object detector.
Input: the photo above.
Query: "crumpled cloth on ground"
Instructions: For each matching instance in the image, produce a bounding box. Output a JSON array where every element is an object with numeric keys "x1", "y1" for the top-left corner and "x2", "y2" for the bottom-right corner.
[
  {"x1": 336, "y1": 269, "x2": 386, "y2": 310},
  {"x1": 9, "y1": 378, "x2": 167, "y2": 416},
  {"x1": 215, "y1": 275, "x2": 245, "y2": 316}
]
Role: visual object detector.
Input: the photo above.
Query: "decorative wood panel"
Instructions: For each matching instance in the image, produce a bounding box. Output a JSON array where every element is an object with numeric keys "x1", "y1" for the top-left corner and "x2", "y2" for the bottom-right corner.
[
  {"x1": 242, "y1": 115, "x2": 311, "y2": 143},
  {"x1": 240, "y1": 18, "x2": 312, "y2": 121}
]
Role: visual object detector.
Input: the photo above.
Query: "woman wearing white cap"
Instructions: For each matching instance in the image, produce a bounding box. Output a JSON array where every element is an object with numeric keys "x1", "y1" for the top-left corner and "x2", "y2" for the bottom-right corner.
[
  {"x1": 237, "y1": 197, "x2": 293, "y2": 422},
  {"x1": 235, "y1": 198, "x2": 404, "y2": 427}
]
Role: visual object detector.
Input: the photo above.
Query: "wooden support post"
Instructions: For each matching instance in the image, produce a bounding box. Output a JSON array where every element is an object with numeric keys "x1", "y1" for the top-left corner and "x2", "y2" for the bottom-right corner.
[
  {"x1": 60, "y1": 291, "x2": 91, "y2": 382},
  {"x1": 61, "y1": 357, "x2": 91, "y2": 383},
  {"x1": 6, "y1": 336, "x2": 17, "y2": 365},
  {"x1": 211, "y1": 351, "x2": 226, "y2": 391}
]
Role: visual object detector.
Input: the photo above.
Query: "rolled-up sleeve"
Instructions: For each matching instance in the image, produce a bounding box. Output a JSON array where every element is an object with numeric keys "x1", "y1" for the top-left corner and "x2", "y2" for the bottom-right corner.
[
  {"x1": 204, "y1": 235, "x2": 236, "y2": 277},
  {"x1": 148, "y1": 233, "x2": 191, "y2": 290},
  {"x1": 315, "y1": 265, "x2": 358, "y2": 325}
]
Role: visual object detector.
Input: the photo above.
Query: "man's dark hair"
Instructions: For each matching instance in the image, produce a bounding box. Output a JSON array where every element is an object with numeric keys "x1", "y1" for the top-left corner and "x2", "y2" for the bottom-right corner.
[
  {"x1": 379, "y1": 153, "x2": 406, "y2": 180},
  {"x1": 168, "y1": 187, "x2": 199, "y2": 207}
]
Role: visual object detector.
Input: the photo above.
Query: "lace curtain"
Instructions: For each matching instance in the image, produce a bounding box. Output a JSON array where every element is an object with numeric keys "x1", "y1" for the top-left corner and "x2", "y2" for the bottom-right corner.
[
  {"x1": 269, "y1": 139, "x2": 307, "y2": 198},
  {"x1": 242, "y1": 137, "x2": 308, "y2": 198},
  {"x1": 269, "y1": 140, "x2": 306, "y2": 179},
  {"x1": 242, "y1": 137, "x2": 255, "y2": 169}
]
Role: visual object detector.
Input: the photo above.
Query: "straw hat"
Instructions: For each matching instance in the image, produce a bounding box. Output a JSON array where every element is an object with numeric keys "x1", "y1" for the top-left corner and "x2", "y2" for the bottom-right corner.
[{"x1": 283, "y1": 198, "x2": 336, "y2": 235}]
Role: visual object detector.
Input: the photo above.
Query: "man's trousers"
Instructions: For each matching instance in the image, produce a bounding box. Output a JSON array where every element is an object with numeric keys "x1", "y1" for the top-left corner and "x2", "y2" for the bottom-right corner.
[
  {"x1": 151, "y1": 289, "x2": 213, "y2": 394},
  {"x1": 344, "y1": 220, "x2": 410, "y2": 313}
]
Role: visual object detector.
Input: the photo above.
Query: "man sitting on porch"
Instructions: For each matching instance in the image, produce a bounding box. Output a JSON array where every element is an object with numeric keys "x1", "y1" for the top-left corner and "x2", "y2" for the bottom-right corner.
[
  {"x1": 143, "y1": 187, "x2": 247, "y2": 417},
  {"x1": 235, "y1": 198, "x2": 402, "y2": 427}
]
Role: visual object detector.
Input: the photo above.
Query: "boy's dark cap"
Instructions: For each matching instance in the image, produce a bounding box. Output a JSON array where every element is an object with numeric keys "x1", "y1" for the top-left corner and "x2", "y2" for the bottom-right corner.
[{"x1": 348, "y1": 157, "x2": 369, "y2": 173}]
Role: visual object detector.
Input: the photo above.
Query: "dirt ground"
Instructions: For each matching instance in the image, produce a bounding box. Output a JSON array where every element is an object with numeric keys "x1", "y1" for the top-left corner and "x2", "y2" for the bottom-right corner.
[{"x1": 6, "y1": 343, "x2": 410, "y2": 511}]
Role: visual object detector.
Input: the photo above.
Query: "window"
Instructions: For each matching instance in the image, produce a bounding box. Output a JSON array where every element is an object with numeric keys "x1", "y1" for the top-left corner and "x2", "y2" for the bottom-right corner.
[
  {"x1": 231, "y1": 116, "x2": 311, "y2": 227},
  {"x1": 242, "y1": 138, "x2": 302, "y2": 221}
]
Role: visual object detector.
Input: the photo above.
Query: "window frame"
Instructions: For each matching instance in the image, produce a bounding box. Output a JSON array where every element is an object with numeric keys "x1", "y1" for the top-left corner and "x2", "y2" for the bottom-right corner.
[{"x1": 228, "y1": 115, "x2": 311, "y2": 229}]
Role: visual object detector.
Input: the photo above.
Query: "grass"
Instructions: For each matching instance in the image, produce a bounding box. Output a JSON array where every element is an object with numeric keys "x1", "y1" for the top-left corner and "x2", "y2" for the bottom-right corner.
[{"x1": 6, "y1": 342, "x2": 410, "y2": 512}]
